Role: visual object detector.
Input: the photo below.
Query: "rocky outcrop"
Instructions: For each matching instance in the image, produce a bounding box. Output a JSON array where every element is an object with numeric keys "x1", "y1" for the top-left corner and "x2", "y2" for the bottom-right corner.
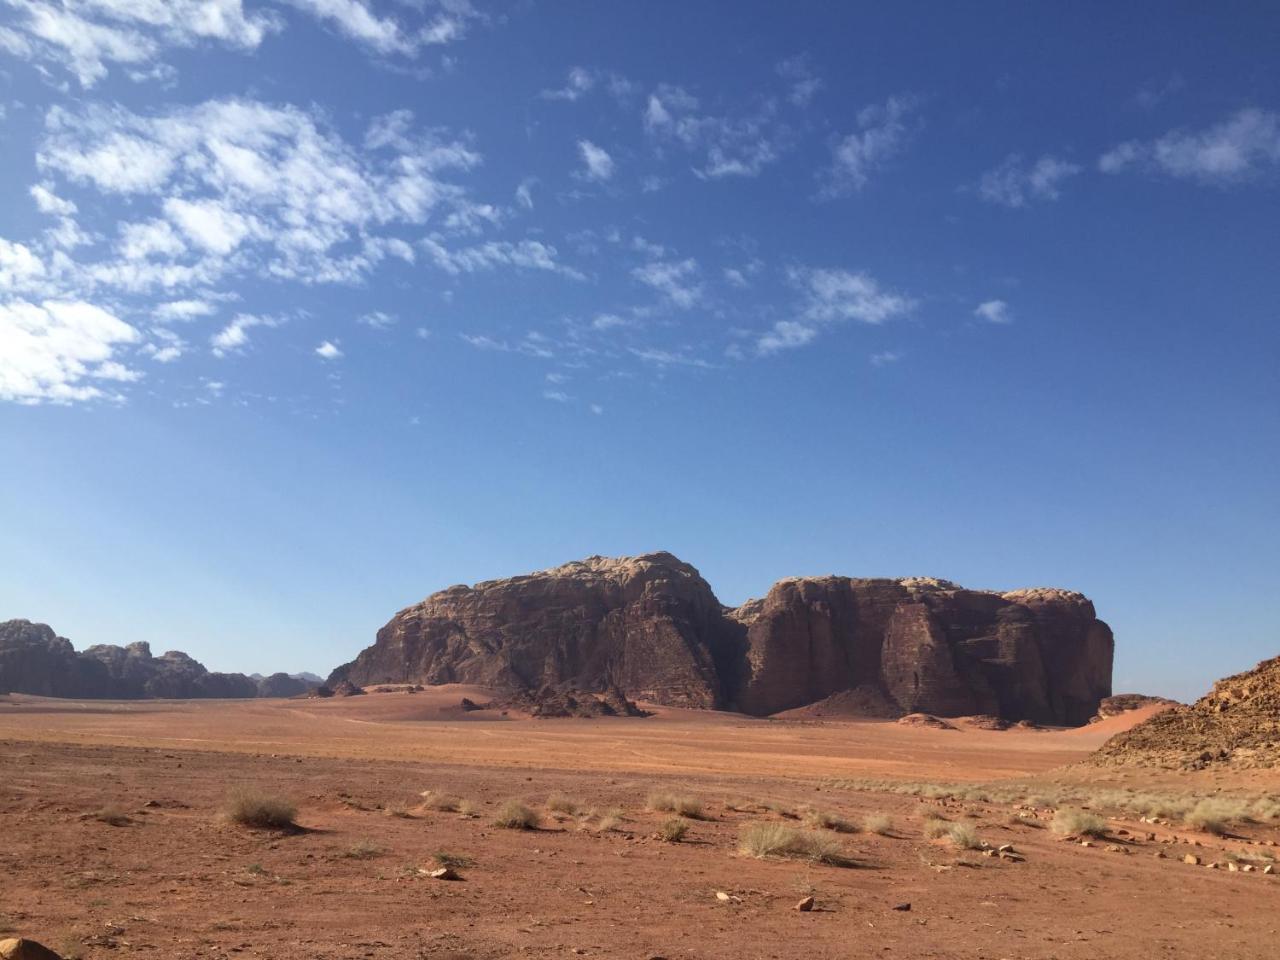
[
  {"x1": 1088, "y1": 693, "x2": 1177, "y2": 723},
  {"x1": 331, "y1": 553, "x2": 1114, "y2": 725},
  {"x1": 256, "y1": 672, "x2": 312, "y2": 698},
  {"x1": 1, "y1": 619, "x2": 265, "y2": 700},
  {"x1": 1091, "y1": 657, "x2": 1280, "y2": 769}
]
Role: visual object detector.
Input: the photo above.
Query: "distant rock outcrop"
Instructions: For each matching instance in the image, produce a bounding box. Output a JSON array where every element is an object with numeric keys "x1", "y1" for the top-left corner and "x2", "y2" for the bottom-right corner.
[
  {"x1": 330, "y1": 552, "x2": 1114, "y2": 725},
  {"x1": 1088, "y1": 693, "x2": 1177, "y2": 723},
  {"x1": 1092, "y1": 657, "x2": 1280, "y2": 769},
  {"x1": 1, "y1": 619, "x2": 271, "y2": 700}
]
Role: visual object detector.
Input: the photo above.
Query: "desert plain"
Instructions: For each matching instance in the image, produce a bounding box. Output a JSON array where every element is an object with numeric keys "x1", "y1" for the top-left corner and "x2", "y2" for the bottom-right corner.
[{"x1": 2, "y1": 689, "x2": 1277, "y2": 960}]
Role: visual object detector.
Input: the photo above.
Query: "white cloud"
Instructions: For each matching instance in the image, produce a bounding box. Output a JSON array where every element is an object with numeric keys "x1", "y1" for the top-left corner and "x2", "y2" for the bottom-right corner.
[
  {"x1": 591, "y1": 313, "x2": 629, "y2": 330},
  {"x1": 792, "y1": 267, "x2": 915, "y2": 325},
  {"x1": 723, "y1": 267, "x2": 748, "y2": 288},
  {"x1": 632, "y1": 258, "x2": 701, "y2": 308},
  {"x1": 1, "y1": 0, "x2": 279, "y2": 86},
  {"x1": 30, "y1": 183, "x2": 76, "y2": 216},
  {"x1": 974, "y1": 299, "x2": 1012, "y2": 324},
  {"x1": 776, "y1": 55, "x2": 822, "y2": 107},
  {"x1": 542, "y1": 389, "x2": 570, "y2": 402},
  {"x1": 35, "y1": 99, "x2": 491, "y2": 295},
  {"x1": 358, "y1": 311, "x2": 396, "y2": 329},
  {"x1": 282, "y1": 0, "x2": 477, "y2": 56},
  {"x1": 315, "y1": 339, "x2": 342, "y2": 359},
  {"x1": 977, "y1": 154, "x2": 1081, "y2": 207},
  {"x1": 514, "y1": 178, "x2": 535, "y2": 210},
  {"x1": 627, "y1": 346, "x2": 711, "y2": 368},
  {"x1": 422, "y1": 237, "x2": 583, "y2": 279},
  {"x1": 1099, "y1": 108, "x2": 1280, "y2": 184},
  {"x1": 0, "y1": 238, "x2": 47, "y2": 291},
  {"x1": 822, "y1": 95, "x2": 918, "y2": 197},
  {"x1": 0, "y1": 298, "x2": 140, "y2": 404},
  {"x1": 757, "y1": 267, "x2": 915, "y2": 355},
  {"x1": 154, "y1": 299, "x2": 216, "y2": 322},
  {"x1": 577, "y1": 139, "x2": 614, "y2": 181},
  {"x1": 644, "y1": 84, "x2": 784, "y2": 179},
  {"x1": 541, "y1": 66, "x2": 595, "y2": 101},
  {"x1": 870, "y1": 349, "x2": 902, "y2": 366},
  {"x1": 756, "y1": 320, "x2": 816, "y2": 355},
  {"x1": 210, "y1": 312, "x2": 276, "y2": 356},
  {"x1": 589, "y1": 402, "x2": 603, "y2": 415}
]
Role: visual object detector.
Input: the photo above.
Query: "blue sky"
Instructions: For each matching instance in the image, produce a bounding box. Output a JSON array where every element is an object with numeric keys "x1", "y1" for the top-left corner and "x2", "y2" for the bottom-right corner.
[{"x1": 1, "y1": 2, "x2": 1277, "y2": 701}]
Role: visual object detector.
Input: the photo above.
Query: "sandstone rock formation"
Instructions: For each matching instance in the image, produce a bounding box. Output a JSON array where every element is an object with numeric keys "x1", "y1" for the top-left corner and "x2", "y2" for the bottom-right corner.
[
  {"x1": 1088, "y1": 693, "x2": 1177, "y2": 723},
  {"x1": 331, "y1": 552, "x2": 1113, "y2": 724},
  {"x1": 1, "y1": 619, "x2": 276, "y2": 700},
  {"x1": 1092, "y1": 656, "x2": 1280, "y2": 768}
]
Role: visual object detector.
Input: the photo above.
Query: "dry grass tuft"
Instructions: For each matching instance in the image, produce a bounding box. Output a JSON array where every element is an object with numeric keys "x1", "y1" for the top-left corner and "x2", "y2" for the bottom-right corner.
[
  {"x1": 863, "y1": 813, "x2": 893, "y2": 836},
  {"x1": 223, "y1": 789, "x2": 297, "y2": 830},
  {"x1": 493, "y1": 799, "x2": 540, "y2": 830},
  {"x1": 945, "y1": 822, "x2": 983, "y2": 850},
  {"x1": 647, "y1": 791, "x2": 704, "y2": 819},
  {"x1": 343, "y1": 839, "x2": 383, "y2": 860},
  {"x1": 923, "y1": 817, "x2": 952, "y2": 840},
  {"x1": 802, "y1": 808, "x2": 858, "y2": 833},
  {"x1": 738, "y1": 822, "x2": 852, "y2": 865},
  {"x1": 418, "y1": 791, "x2": 463, "y2": 812},
  {"x1": 658, "y1": 817, "x2": 689, "y2": 842},
  {"x1": 433, "y1": 850, "x2": 475, "y2": 868},
  {"x1": 1051, "y1": 807, "x2": 1107, "y2": 838},
  {"x1": 546, "y1": 792, "x2": 580, "y2": 815}
]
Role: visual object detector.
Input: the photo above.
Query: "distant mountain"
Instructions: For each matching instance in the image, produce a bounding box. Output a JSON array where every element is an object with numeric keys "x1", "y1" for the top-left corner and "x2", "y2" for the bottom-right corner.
[
  {"x1": 0, "y1": 619, "x2": 303, "y2": 700},
  {"x1": 330, "y1": 551, "x2": 1114, "y2": 725}
]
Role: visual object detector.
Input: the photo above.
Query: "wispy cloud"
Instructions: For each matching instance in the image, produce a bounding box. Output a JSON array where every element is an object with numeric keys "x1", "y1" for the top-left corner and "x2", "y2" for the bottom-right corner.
[
  {"x1": 315, "y1": 339, "x2": 343, "y2": 359},
  {"x1": 644, "y1": 84, "x2": 785, "y2": 179},
  {"x1": 282, "y1": 0, "x2": 480, "y2": 56},
  {"x1": 821, "y1": 94, "x2": 919, "y2": 197},
  {"x1": 870, "y1": 350, "x2": 902, "y2": 367},
  {"x1": 211, "y1": 313, "x2": 279, "y2": 357},
  {"x1": 577, "y1": 139, "x2": 615, "y2": 181},
  {"x1": 776, "y1": 55, "x2": 823, "y2": 107},
  {"x1": 632, "y1": 258, "x2": 702, "y2": 308},
  {"x1": 1099, "y1": 108, "x2": 1280, "y2": 185},
  {"x1": 757, "y1": 267, "x2": 915, "y2": 355},
  {"x1": 974, "y1": 299, "x2": 1012, "y2": 324},
  {"x1": 977, "y1": 154, "x2": 1081, "y2": 207},
  {"x1": 422, "y1": 237, "x2": 583, "y2": 279}
]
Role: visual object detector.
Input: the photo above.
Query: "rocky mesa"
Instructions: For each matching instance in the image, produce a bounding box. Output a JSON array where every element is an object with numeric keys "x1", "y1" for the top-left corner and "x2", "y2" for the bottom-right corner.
[
  {"x1": 0, "y1": 619, "x2": 302, "y2": 700},
  {"x1": 330, "y1": 552, "x2": 1114, "y2": 725}
]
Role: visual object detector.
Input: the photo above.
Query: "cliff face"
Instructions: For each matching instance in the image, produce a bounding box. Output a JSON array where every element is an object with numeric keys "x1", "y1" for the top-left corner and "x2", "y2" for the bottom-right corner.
[
  {"x1": 330, "y1": 553, "x2": 736, "y2": 708},
  {"x1": 332, "y1": 553, "x2": 1114, "y2": 724},
  {"x1": 1, "y1": 620, "x2": 260, "y2": 700}
]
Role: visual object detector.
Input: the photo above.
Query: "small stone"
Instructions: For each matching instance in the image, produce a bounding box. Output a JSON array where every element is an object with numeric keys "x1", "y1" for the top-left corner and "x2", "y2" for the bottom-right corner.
[
  {"x1": 1080, "y1": 840, "x2": 1093, "y2": 848},
  {"x1": 1206, "y1": 861, "x2": 1219, "y2": 870},
  {"x1": 715, "y1": 891, "x2": 735, "y2": 902},
  {"x1": 428, "y1": 866, "x2": 460, "y2": 880},
  {"x1": 997, "y1": 844, "x2": 1014, "y2": 853},
  {"x1": 892, "y1": 902, "x2": 911, "y2": 911},
  {"x1": 1242, "y1": 864, "x2": 1255, "y2": 872},
  {"x1": 1153, "y1": 850, "x2": 1166, "y2": 859},
  {"x1": 1263, "y1": 864, "x2": 1274, "y2": 874},
  {"x1": 1183, "y1": 854, "x2": 1200, "y2": 865},
  {"x1": 1227, "y1": 862, "x2": 1239, "y2": 872},
  {"x1": 796, "y1": 896, "x2": 815, "y2": 912}
]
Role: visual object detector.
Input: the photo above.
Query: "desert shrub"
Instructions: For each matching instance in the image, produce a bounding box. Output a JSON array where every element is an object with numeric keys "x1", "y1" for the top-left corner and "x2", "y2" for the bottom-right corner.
[
  {"x1": 738, "y1": 822, "x2": 849, "y2": 865},
  {"x1": 223, "y1": 789, "x2": 297, "y2": 830},
  {"x1": 384, "y1": 805, "x2": 415, "y2": 819},
  {"x1": 419, "y1": 791, "x2": 462, "y2": 812},
  {"x1": 802, "y1": 808, "x2": 857, "y2": 833},
  {"x1": 1249, "y1": 797, "x2": 1280, "y2": 822},
  {"x1": 863, "y1": 813, "x2": 893, "y2": 836},
  {"x1": 92, "y1": 806, "x2": 132, "y2": 827},
  {"x1": 343, "y1": 840, "x2": 383, "y2": 860},
  {"x1": 1185, "y1": 798, "x2": 1244, "y2": 835},
  {"x1": 946, "y1": 822, "x2": 983, "y2": 850},
  {"x1": 923, "y1": 817, "x2": 952, "y2": 840},
  {"x1": 646, "y1": 791, "x2": 704, "y2": 819},
  {"x1": 1010, "y1": 813, "x2": 1045, "y2": 829},
  {"x1": 433, "y1": 850, "x2": 475, "y2": 868},
  {"x1": 1051, "y1": 807, "x2": 1106, "y2": 838},
  {"x1": 493, "y1": 799, "x2": 539, "y2": 830},
  {"x1": 658, "y1": 818, "x2": 689, "y2": 842},
  {"x1": 457, "y1": 799, "x2": 479, "y2": 818},
  {"x1": 546, "y1": 792, "x2": 579, "y2": 814}
]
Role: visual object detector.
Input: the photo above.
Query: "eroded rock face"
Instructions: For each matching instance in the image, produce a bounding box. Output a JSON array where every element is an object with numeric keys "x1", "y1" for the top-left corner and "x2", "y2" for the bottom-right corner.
[
  {"x1": 1092, "y1": 657, "x2": 1280, "y2": 768},
  {"x1": 331, "y1": 553, "x2": 1114, "y2": 724},
  {"x1": 331, "y1": 553, "x2": 735, "y2": 708},
  {"x1": 1, "y1": 619, "x2": 258, "y2": 700}
]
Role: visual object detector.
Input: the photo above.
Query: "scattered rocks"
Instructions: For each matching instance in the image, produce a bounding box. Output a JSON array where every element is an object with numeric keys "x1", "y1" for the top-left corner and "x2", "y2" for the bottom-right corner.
[
  {"x1": 427, "y1": 866, "x2": 460, "y2": 881},
  {"x1": 892, "y1": 902, "x2": 911, "y2": 911},
  {"x1": 796, "y1": 896, "x2": 815, "y2": 912},
  {"x1": 897, "y1": 713, "x2": 956, "y2": 731}
]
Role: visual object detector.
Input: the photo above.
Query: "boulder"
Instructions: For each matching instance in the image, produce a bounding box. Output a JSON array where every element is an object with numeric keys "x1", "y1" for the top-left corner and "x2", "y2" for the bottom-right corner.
[{"x1": 0, "y1": 939, "x2": 64, "y2": 960}]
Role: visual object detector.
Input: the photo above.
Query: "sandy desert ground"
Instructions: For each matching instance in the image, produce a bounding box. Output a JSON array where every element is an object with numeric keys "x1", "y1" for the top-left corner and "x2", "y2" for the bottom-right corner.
[{"x1": 2, "y1": 689, "x2": 1277, "y2": 960}]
